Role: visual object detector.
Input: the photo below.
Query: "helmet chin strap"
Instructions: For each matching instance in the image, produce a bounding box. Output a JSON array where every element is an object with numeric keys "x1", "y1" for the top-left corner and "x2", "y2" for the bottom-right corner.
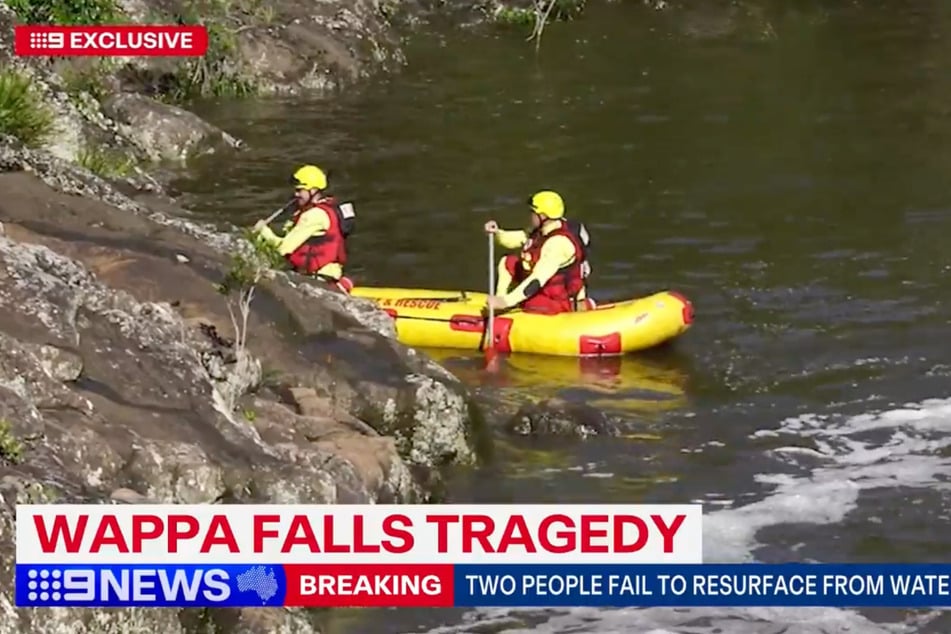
[{"x1": 299, "y1": 188, "x2": 318, "y2": 205}]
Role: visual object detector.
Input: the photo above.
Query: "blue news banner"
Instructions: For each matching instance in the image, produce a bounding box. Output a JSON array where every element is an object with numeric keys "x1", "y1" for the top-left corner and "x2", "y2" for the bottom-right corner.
[{"x1": 14, "y1": 563, "x2": 951, "y2": 608}]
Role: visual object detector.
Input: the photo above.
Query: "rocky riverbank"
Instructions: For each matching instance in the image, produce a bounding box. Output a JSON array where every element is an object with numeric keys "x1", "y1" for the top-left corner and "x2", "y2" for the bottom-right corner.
[
  {"x1": 0, "y1": 2, "x2": 506, "y2": 632},
  {"x1": 0, "y1": 0, "x2": 595, "y2": 185},
  {"x1": 0, "y1": 128, "x2": 496, "y2": 631},
  {"x1": 0, "y1": 0, "x2": 615, "y2": 630},
  {"x1": 0, "y1": 0, "x2": 423, "y2": 182}
]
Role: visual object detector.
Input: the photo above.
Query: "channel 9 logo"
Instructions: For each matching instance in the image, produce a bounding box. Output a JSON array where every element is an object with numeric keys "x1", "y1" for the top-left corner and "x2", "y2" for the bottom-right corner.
[{"x1": 18, "y1": 566, "x2": 232, "y2": 605}]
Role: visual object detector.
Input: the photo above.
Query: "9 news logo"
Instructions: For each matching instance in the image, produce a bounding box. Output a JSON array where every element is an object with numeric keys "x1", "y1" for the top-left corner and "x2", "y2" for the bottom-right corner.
[
  {"x1": 27, "y1": 31, "x2": 66, "y2": 51},
  {"x1": 23, "y1": 569, "x2": 65, "y2": 602},
  {"x1": 15, "y1": 565, "x2": 243, "y2": 606}
]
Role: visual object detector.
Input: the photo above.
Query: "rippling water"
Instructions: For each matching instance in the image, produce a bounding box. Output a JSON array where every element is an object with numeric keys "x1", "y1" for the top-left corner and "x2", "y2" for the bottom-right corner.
[{"x1": 175, "y1": 1, "x2": 951, "y2": 631}]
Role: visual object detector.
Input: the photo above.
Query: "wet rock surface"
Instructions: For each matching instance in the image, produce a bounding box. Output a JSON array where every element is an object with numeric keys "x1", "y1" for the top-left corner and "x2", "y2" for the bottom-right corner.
[
  {"x1": 506, "y1": 397, "x2": 622, "y2": 439},
  {"x1": 0, "y1": 135, "x2": 488, "y2": 632}
]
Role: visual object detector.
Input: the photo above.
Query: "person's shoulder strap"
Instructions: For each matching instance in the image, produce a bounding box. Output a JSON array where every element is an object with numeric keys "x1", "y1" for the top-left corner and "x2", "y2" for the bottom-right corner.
[
  {"x1": 315, "y1": 197, "x2": 356, "y2": 236},
  {"x1": 563, "y1": 218, "x2": 590, "y2": 246}
]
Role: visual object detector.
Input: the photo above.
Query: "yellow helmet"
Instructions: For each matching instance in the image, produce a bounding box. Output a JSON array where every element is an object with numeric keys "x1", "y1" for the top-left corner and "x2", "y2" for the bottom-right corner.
[
  {"x1": 292, "y1": 164, "x2": 327, "y2": 190},
  {"x1": 529, "y1": 190, "x2": 565, "y2": 219}
]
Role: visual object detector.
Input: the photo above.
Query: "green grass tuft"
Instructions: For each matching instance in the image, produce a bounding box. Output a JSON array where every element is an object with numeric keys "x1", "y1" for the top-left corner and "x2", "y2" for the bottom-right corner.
[
  {"x1": 168, "y1": 20, "x2": 257, "y2": 101},
  {"x1": 0, "y1": 419, "x2": 24, "y2": 465},
  {"x1": 493, "y1": 0, "x2": 587, "y2": 31},
  {"x1": 494, "y1": 6, "x2": 535, "y2": 25},
  {"x1": 0, "y1": 70, "x2": 55, "y2": 148},
  {"x1": 77, "y1": 144, "x2": 136, "y2": 178},
  {"x1": 145, "y1": 0, "x2": 260, "y2": 102},
  {"x1": 61, "y1": 61, "x2": 113, "y2": 102}
]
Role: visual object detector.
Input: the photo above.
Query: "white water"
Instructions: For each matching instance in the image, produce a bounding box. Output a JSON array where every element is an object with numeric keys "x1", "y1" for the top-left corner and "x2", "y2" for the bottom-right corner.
[{"x1": 418, "y1": 397, "x2": 951, "y2": 633}]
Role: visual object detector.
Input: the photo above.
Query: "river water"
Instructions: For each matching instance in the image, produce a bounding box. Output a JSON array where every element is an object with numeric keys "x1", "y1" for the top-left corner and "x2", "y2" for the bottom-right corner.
[{"x1": 175, "y1": 1, "x2": 951, "y2": 632}]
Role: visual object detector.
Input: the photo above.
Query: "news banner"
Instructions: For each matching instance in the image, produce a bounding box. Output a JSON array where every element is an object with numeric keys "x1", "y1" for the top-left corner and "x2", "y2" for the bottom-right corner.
[{"x1": 14, "y1": 504, "x2": 951, "y2": 608}]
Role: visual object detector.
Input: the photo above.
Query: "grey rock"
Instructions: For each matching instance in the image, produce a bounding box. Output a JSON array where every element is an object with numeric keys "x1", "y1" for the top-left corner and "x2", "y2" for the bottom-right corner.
[
  {"x1": 109, "y1": 487, "x2": 153, "y2": 503},
  {"x1": 36, "y1": 344, "x2": 83, "y2": 382},
  {"x1": 0, "y1": 228, "x2": 437, "y2": 631},
  {"x1": 0, "y1": 5, "x2": 160, "y2": 191},
  {"x1": 507, "y1": 398, "x2": 622, "y2": 439},
  {"x1": 101, "y1": 93, "x2": 241, "y2": 163}
]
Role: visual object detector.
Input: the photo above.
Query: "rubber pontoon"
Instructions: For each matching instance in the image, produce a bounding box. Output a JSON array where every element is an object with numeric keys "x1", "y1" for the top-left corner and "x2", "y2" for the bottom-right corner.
[{"x1": 349, "y1": 287, "x2": 694, "y2": 357}]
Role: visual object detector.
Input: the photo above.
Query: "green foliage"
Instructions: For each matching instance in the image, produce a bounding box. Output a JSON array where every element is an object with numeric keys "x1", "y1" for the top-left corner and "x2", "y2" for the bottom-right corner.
[
  {"x1": 495, "y1": 6, "x2": 535, "y2": 25},
  {"x1": 77, "y1": 144, "x2": 135, "y2": 178},
  {"x1": 177, "y1": 23, "x2": 256, "y2": 99},
  {"x1": 165, "y1": 2, "x2": 258, "y2": 102},
  {"x1": 61, "y1": 61, "x2": 112, "y2": 101},
  {"x1": 216, "y1": 229, "x2": 285, "y2": 355},
  {"x1": 260, "y1": 367, "x2": 284, "y2": 388},
  {"x1": 18, "y1": 482, "x2": 61, "y2": 503},
  {"x1": 7, "y1": 0, "x2": 122, "y2": 25},
  {"x1": 493, "y1": 0, "x2": 586, "y2": 25},
  {"x1": 233, "y1": 0, "x2": 276, "y2": 25},
  {"x1": 0, "y1": 420, "x2": 23, "y2": 465},
  {"x1": 493, "y1": 0, "x2": 587, "y2": 48},
  {"x1": 0, "y1": 70, "x2": 55, "y2": 148},
  {"x1": 216, "y1": 230, "x2": 287, "y2": 297}
]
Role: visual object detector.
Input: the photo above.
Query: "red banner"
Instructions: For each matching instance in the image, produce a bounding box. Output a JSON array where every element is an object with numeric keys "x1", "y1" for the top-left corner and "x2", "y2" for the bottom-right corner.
[{"x1": 14, "y1": 25, "x2": 208, "y2": 57}]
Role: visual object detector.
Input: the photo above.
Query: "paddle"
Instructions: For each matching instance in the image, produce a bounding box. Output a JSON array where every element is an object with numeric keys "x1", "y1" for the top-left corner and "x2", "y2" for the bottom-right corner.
[
  {"x1": 257, "y1": 197, "x2": 296, "y2": 228},
  {"x1": 484, "y1": 232, "x2": 500, "y2": 371},
  {"x1": 383, "y1": 314, "x2": 481, "y2": 325}
]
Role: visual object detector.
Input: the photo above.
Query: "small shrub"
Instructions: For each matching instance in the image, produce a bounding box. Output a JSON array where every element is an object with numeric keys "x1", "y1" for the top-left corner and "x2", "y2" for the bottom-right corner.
[
  {"x1": 234, "y1": 0, "x2": 276, "y2": 25},
  {"x1": 216, "y1": 231, "x2": 286, "y2": 364},
  {"x1": 0, "y1": 420, "x2": 23, "y2": 465},
  {"x1": 173, "y1": 23, "x2": 256, "y2": 100},
  {"x1": 494, "y1": 0, "x2": 587, "y2": 49},
  {"x1": 495, "y1": 6, "x2": 535, "y2": 25},
  {"x1": 0, "y1": 70, "x2": 55, "y2": 147},
  {"x1": 20, "y1": 482, "x2": 60, "y2": 503},
  {"x1": 217, "y1": 231, "x2": 288, "y2": 298},
  {"x1": 211, "y1": 232, "x2": 285, "y2": 414},
  {"x1": 163, "y1": 2, "x2": 257, "y2": 102},
  {"x1": 7, "y1": 0, "x2": 122, "y2": 25}
]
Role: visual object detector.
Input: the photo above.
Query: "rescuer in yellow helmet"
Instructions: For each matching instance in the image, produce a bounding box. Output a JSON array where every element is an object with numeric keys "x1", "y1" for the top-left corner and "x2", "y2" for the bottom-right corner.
[
  {"x1": 484, "y1": 190, "x2": 594, "y2": 314},
  {"x1": 253, "y1": 164, "x2": 356, "y2": 293}
]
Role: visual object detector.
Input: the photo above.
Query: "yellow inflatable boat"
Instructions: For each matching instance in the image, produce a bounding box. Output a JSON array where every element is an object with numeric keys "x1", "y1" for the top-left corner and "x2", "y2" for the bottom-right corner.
[{"x1": 349, "y1": 287, "x2": 694, "y2": 357}]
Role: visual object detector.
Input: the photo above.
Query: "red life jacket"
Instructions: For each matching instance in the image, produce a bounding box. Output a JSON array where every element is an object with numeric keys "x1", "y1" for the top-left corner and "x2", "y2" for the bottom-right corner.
[
  {"x1": 285, "y1": 197, "x2": 356, "y2": 277},
  {"x1": 513, "y1": 218, "x2": 591, "y2": 313}
]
